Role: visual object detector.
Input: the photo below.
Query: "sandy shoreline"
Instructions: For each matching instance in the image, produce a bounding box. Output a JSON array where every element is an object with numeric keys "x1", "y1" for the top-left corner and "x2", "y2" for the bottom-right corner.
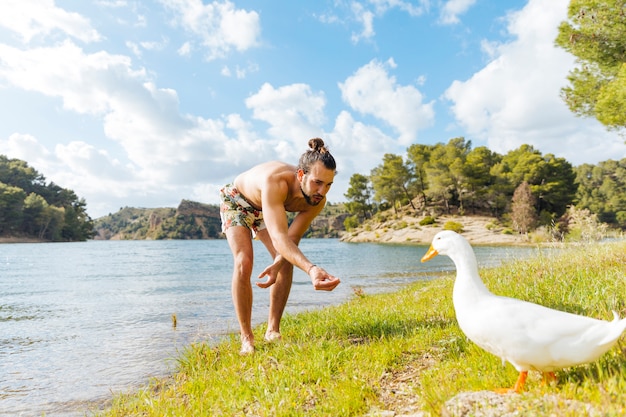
[
  {"x1": 340, "y1": 214, "x2": 529, "y2": 245},
  {"x1": 0, "y1": 237, "x2": 46, "y2": 244}
]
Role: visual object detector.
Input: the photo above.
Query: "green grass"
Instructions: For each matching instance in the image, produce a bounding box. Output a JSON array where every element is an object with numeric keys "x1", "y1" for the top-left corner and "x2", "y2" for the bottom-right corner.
[{"x1": 100, "y1": 241, "x2": 626, "y2": 416}]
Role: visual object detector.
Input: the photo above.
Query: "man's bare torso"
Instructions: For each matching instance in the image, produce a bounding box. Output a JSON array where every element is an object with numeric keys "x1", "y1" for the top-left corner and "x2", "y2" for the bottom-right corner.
[{"x1": 233, "y1": 161, "x2": 315, "y2": 213}]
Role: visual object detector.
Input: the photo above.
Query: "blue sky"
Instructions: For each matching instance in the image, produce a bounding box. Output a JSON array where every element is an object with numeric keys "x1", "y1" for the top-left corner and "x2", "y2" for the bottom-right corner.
[{"x1": 0, "y1": 0, "x2": 623, "y2": 218}]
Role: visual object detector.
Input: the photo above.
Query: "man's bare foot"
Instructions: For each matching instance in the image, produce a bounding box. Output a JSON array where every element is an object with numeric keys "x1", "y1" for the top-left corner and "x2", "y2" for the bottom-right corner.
[
  {"x1": 264, "y1": 330, "x2": 282, "y2": 342},
  {"x1": 240, "y1": 338, "x2": 255, "y2": 355}
]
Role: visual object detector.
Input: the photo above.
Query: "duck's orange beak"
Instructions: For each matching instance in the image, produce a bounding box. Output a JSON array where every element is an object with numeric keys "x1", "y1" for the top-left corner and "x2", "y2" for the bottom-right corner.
[{"x1": 421, "y1": 245, "x2": 438, "y2": 262}]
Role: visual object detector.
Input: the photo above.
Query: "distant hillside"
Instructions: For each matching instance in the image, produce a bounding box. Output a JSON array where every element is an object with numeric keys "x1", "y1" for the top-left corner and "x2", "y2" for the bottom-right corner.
[
  {"x1": 94, "y1": 200, "x2": 221, "y2": 240},
  {"x1": 93, "y1": 200, "x2": 348, "y2": 240}
]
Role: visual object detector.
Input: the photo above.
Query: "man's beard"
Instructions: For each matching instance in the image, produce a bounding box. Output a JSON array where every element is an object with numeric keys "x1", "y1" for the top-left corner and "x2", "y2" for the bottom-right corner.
[{"x1": 300, "y1": 186, "x2": 321, "y2": 206}]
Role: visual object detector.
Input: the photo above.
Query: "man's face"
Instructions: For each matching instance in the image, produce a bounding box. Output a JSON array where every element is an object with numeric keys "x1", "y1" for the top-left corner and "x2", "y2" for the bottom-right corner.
[{"x1": 298, "y1": 162, "x2": 335, "y2": 206}]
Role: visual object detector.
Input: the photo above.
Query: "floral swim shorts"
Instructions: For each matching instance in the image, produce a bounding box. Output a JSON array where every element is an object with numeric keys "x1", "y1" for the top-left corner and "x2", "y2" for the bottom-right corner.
[{"x1": 219, "y1": 184, "x2": 266, "y2": 237}]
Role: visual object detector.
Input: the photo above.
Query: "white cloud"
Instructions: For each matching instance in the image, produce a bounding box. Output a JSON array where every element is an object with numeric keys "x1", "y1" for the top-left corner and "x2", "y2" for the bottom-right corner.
[
  {"x1": 221, "y1": 62, "x2": 259, "y2": 79},
  {"x1": 177, "y1": 41, "x2": 192, "y2": 56},
  {"x1": 328, "y1": 110, "x2": 398, "y2": 171},
  {"x1": 126, "y1": 39, "x2": 168, "y2": 57},
  {"x1": 245, "y1": 82, "x2": 327, "y2": 153},
  {"x1": 221, "y1": 65, "x2": 232, "y2": 77},
  {"x1": 159, "y1": 0, "x2": 260, "y2": 60},
  {"x1": 0, "y1": 0, "x2": 102, "y2": 43},
  {"x1": 0, "y1": 133, "x2": 50, "y2": 163},
  {"x1": 0, "y1": 37, "x2": 279, "y2": 215},
  {"x1": 443, "y1": 0, "x2": 626, "y2": 165},
  {"x1": 326, "y1": 0, "x2": 430, "y2": 43},
  {"x1": 96, "y1": 1, "x2": 128, "y2": 8},
  {"x1": 55, "y1": 141, "x2": 134, "y2": 183},
  {"x1": 339, "y1": 59, "x2": 435, "y2": 145},
  {"x1": 140, "y1": 39, "x2": 167, "y2": 51},
  {"x1": 439, "y1": 0, "x2": 477, "y2": 25},
  {"x1": 369, "y1": 0, "x2": 428, "y2": 17},
  {"x1": 331, "y1": 111, "x2": 393, "y2": 154},
  {"x1": 0, "y1": 41, "x2": 145, "y2": 115},
  {"x1": 126, "y1": 41, "x2": 142, "y2": 57},
  {"x1": 0, "y1": 40, "x2": 214, "y2": 176},
  {"x1": 350, "y1": 2, "x2": 375, "y2": 42}
]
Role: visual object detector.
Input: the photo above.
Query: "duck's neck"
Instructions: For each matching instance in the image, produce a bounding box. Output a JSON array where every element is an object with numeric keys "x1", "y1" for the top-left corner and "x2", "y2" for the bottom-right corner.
[{"x1": 448, "y1": 244, "x2": 491, "y2": 297}]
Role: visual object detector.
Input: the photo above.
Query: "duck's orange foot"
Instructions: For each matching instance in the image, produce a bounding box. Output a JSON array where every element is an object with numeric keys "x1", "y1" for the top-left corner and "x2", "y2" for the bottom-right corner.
[{"x1": 494, "y1": 371, "x2": 527, "y2": 394}]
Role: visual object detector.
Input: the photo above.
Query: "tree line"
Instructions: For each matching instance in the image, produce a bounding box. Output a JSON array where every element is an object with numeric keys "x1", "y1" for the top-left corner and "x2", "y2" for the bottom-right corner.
[
  {"x1": 343, "y1": 137, "x2": 626, "y2": 234},
  {"x1": 0, "y1": 155, "x2": 94, "y2": 241}
]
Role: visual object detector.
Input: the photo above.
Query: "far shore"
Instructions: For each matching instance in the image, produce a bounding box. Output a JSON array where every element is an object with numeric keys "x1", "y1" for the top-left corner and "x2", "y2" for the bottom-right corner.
[
  {"x1": 1, "y1": 215, "x2": 531, "y2": 246},
  {"x1": 0, "y1": 236, "x2": 46, "y2": 244},
  {"x1": 340, "y1": 214, "x2": 531, "y2": 245}
]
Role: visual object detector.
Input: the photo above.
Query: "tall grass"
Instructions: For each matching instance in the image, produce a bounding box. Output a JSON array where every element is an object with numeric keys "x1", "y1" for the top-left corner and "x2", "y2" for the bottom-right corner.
[{"x1": 100, "y1": 241, "x2": 626, "y2": 416}]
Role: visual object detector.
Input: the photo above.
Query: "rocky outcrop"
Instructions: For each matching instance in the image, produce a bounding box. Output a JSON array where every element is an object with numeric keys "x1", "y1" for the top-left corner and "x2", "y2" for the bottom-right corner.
[
  {"x1": 148, "y1": 211, "x2": 163, "y2": 230},
  {"x1": 176, "y1": 199, "x2": 220, "y2": 219},
  {"x1": 308, "y1": 213, "x2": 349, "y2": 238}
]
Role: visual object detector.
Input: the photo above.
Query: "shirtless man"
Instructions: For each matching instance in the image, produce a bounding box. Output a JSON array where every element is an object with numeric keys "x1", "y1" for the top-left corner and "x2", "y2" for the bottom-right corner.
[{"x1": 220, "y1": 138, "x2": 341, "y2": 354}]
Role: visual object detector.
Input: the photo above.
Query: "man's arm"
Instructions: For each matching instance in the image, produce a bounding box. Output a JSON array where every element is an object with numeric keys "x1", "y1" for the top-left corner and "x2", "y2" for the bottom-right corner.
[
  {"x1": 260, "y1": 178, "x2": 318, "y2": 272},
  {"x1": 259, "y1": 175, "x2": 339, "y2": 290}
]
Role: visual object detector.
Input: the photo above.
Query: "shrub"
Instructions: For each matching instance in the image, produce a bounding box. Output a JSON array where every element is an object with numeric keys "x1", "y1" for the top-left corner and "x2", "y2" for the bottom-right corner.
[
  {"x1": 419, "y1": 216, "x2": 436, "y2": 226},
  {"x1": 343, "y1": 215, "x2": 360, "y2": 231},
  {"x1": 394, "y1": 221, "x2": 408, "y2": 230},
  {"x1": 443, "y1": 221, "x2": 464, "y2": 233},
  {"x1": 376, "y1": 213, "x2": 389, "y2": 223},
  {"x1": 485, "y1": 222, "x2": 497, "y2": 231},
  {"x1": 616, "y1": 211, "x2": 626, "y2": 228}
]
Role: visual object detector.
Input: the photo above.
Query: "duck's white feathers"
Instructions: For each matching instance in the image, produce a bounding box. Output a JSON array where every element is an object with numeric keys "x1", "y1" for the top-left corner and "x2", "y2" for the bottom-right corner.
[{"x1": 425, "y1": 230, "x2": 626, "y2": 373}]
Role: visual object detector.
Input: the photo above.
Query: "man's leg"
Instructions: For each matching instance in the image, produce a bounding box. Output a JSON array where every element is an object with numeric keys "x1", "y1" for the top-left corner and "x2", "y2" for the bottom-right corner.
[
  {"x1": 265, "y1": 262, "x2": 293, "y2": 341},
  {"x1": 255, "y1": 229, "x2": 294, "y2": 342},
  {"x1": 225, "y1": 226, "x2": 255, "y2": 354}
]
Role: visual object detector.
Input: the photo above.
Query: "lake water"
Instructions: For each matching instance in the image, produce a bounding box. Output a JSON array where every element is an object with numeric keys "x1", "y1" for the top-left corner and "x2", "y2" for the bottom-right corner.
[{"x1": 0, "y1": 238, "x2": 540, "y2": 416}]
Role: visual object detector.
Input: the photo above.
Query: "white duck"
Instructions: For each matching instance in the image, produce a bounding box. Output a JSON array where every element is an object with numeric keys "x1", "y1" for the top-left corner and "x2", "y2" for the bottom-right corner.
[{"x1": 421, "y1": 230, "x2": 626, "y2": 393}]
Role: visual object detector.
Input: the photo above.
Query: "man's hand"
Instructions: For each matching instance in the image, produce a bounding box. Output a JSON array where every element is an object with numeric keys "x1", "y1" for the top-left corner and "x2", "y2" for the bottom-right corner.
[
  {"x1": 256, "y1": 256, "x2": 286, "y2": 288},
  {"x1": 309, "y1": 266, "x2": 340, "y2": 291}
]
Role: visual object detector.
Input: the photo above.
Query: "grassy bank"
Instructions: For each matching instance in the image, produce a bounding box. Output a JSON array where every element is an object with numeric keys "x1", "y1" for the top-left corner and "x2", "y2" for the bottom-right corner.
[{"x1": 100, "y1": 241, "x2": 626, "y2": 416}]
